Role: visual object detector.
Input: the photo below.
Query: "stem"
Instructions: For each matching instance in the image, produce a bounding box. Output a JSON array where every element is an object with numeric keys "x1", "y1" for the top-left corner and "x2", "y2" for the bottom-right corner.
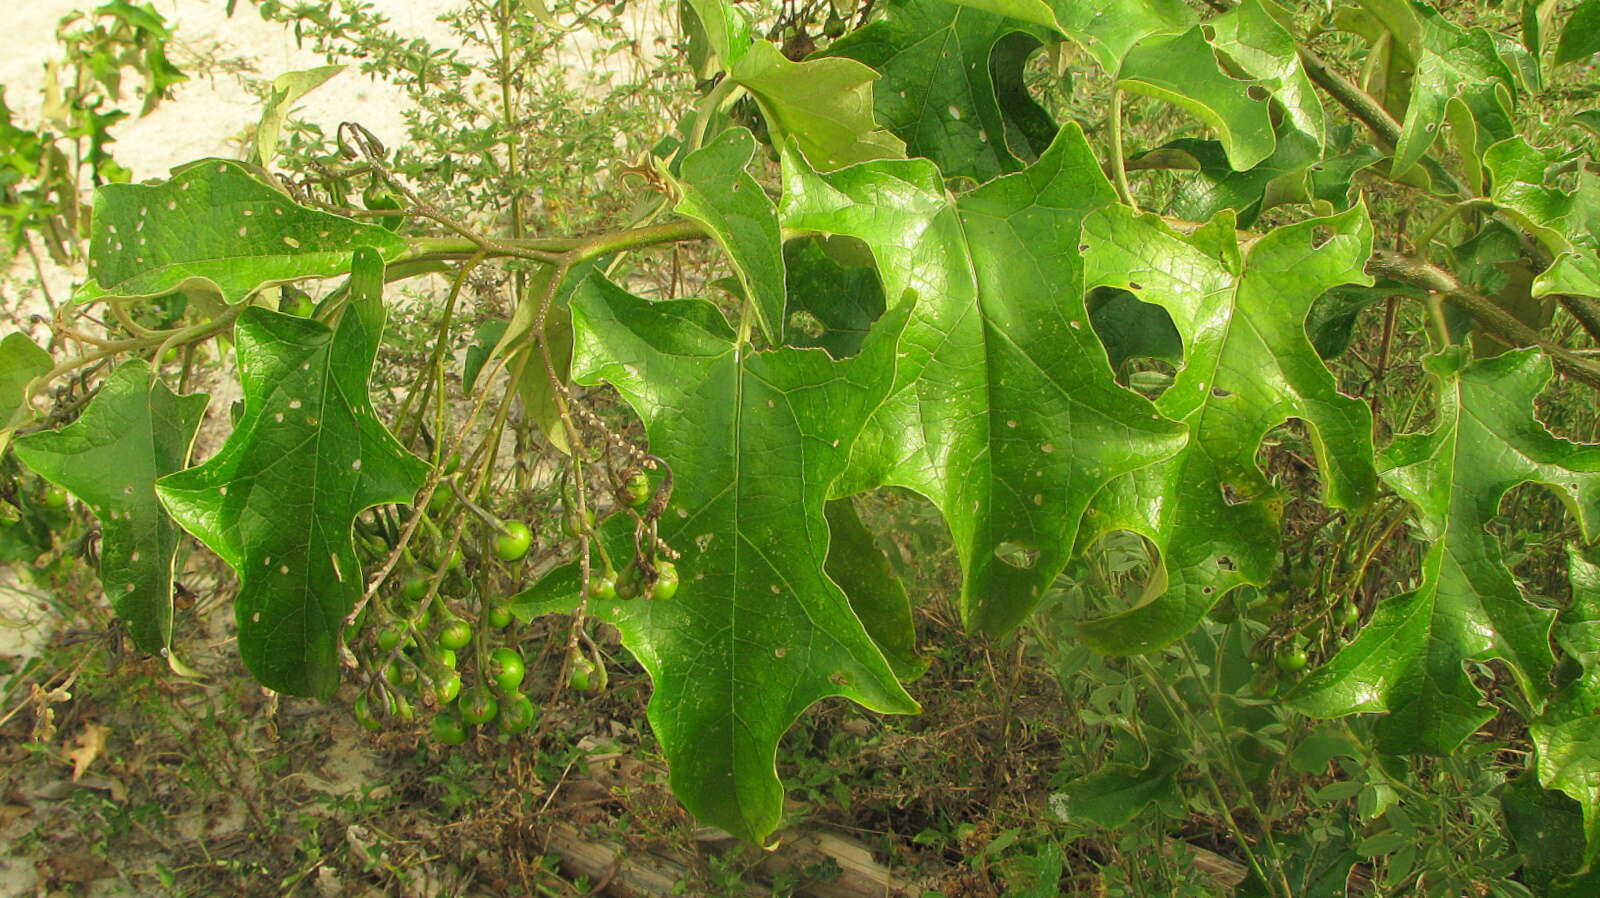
[
  {"x1": 1110, "y1": 86, "x2": 1137, "y2": 210},
  {"x1": 1367, "y1": 249, "x2": 1600, "y2": 387}
]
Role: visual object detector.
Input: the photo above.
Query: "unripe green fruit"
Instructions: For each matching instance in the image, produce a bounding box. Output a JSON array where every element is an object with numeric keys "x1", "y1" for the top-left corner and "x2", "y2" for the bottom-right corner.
[
  {"x1": 431, "y1": 669, "x2": 462, "y2": 705},
  {"x1": 428, "y1": 484, "x2": 452, "y2": 515},
  {"x1": 590, "y1": 571, "x2": 617, "y2": 601},
  {"x1": 1275, "y1": 647, "x2": 1308, "y2": 673},
  {"x1": 437, "y1": 619, "x2": 472, "y2": 651},
  {"x1": 403, "y1": 576, "x2": 429, "y2": 602},
  {"x1": 42, "y1": 487, "x2": 69, "y2": 509},
  {"x1": 432, "y1": 712, "x2": 468, "y2": 745},
  {"x1": 486, "y1": 604, "x2": 513, "y2": 629},
  {"x1": 353, "y1": 694, "x2": 381, "y2": 731},
  {"x1": 489, "y1": 647, "x2": 525, "y2": 693},
  {"x1": 621, "y1": 470, "x2": 651, "y2": 508},
  {"x1": 494, "y1": 521, "x2": 533, "y2": 561},
  {"x1": 446, "y1": 548, "x2": 465, "y2": 571},
  {"x1": 650, "y1": 560, "x2": 679, "y2": 601},
  {"x1": 376, "y1": 623, "x2": 406, "y2": 653},
  {"x1": 496, "y1": 694, "x2": 537, "y2": 734},
  {"x1": 459, "y1": 686, "x2": 498, "y2": 726},
  {"x1": 563, "y1": 507, "x2": 594, "y2": 538},
  {"x1": 1338, "y1": 602, "x2": 1361, "y2": 628}
]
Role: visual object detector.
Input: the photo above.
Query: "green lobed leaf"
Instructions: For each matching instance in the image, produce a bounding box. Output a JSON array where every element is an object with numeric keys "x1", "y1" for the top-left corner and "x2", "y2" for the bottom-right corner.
[
  {"x1": 1483, "y1": 137, "x2": 1600, "y2": 299},
  {"x1": 567, "y1": 274, "x2": 919, "y2": 843},
  {"x1": 156, "y1": 249, "x2": 429, "y2": 698},
  {"x1": 1556, "y1": 0, "x2": 1600, "y2": 65},
  {"x1": 1117, "y1": 26, "x2": 1278, "y2": 172},
  {"x1": 14, "y1": 360, "x2": 208, "y2": 656},
  {"x1": 1388, "y1": 2, "x2": 1517, "y2": 181},
  {"x1": 1075, "y1": 204, "x2": 1378, "y2": 654},
  {"x1": 1531, "y1": 545, "x2": 1600, "y2": 869},
  {"x1": 0, "y1": 333, "x2": 51, "y2": 446},
  {"x1": 1207, "y1": 0, "x2": 1326, "y2": 152},
  {"x1": 1152, "y1": 124, "x2": 1321, "y2": 230},
  {"x1": 672, "y1": 127, "x2": 787, "y2": 344},
  {"x1": 1289, "y1": 348, "x2": 1600, "y2": 754},
  {"x1": 1045, "y1": 0, "x2": 1194, "y2": 71},
  {"x1": 781, "y1": 124, "x2": 1189, "y2": 635},
  {"x1": 825, "y1": 0, "x2": 1056, "y2": 183},
  {"x1": 730, "y1": 41, "x2": 906, "y2": 171},
  {"x1": 76, "y1": 158, "x2": 408, "y2": 306}
]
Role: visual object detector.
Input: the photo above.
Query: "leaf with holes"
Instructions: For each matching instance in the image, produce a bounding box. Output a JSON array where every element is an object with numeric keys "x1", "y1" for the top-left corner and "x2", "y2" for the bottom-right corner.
[
  {"x1": 76, "y1": 158, "x2": 407, "y2": 306},
  {"x1": 782, "y1": 124, "x2": 1188, "y2": 635},
  {"x1": 155, "y1": 249, "x2": 428, "y2": 697},
  {"x1": 1074, "y1": 204, "x2": 1377, "y2": 655},
  {"x1": 1116, "y1": 25, "x2": 1278, "y2": 172},
  {"x1": 567, "y1": 273, "x2": 918, "y2": 843},
  {"x1": 825, "y1": 0, "x2": 1056, "y2": 183},
  {"x1": 1289, "y1": 348, "x2": 1600, "y2": 754},
  {"x1": 14, "y1": 360, "x2": 208, "y2": 655}
]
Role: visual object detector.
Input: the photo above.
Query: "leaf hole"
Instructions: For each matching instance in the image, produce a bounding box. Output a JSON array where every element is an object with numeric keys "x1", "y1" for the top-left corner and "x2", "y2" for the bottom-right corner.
[{"x1": 995, "y1": 541, "x2": 1039, "y2": 569}]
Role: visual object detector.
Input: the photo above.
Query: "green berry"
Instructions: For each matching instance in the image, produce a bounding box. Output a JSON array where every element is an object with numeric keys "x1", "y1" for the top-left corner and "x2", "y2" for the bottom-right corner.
[
  {"x1": 431, "y1": 669, "x2": 462, "y2": 705},
  {"x1": 486, "y1": 604, "x2": 513, "y2": 629},
  {"x1": 489, "y1": 647, "x2": 525, "y2": 693},
  {"x1": 1275, "y1": 647, "x2": 1308, "y2": 673},
  {"x1": 590, "y1": 571, "x2": 617, "y2": 601},
  {"x1": 459, "y1": 686, "x2": 498, "y2": 726},
  {"x1": 1338, "y1": 602, "x2": 1361, "y2": 628},
  {"x1": 494, "y1": 521, "x2": 533, "y2": 561},
  {"x1": 621, "y1": 470, "x2": 651, "y2": 508},
  {"x1": 376, "y1": 623, "x2": 406, "y2": 653},
  {"x1": 432, "y1": 712, "x2": 468, "y2": 745},
  {"x1": 650, "y1": 560, "x2": 678, "y2": 601},
  {"x1": 569, "y1": 654, "x2": 597, "y2": 693},
  {"x1": 353, "y1": 694, "x2": 381, "y2": 731},
  {"x1": 402, "y1": 576, "x2": 429, "y2": 602},
  {"x1": 437, "y1": 619, "x2": 472, "y2": 651},
  {"x1": 496, "y1": 694, "x2": 537, "y2": 734},
  {"x1": 42, "y1": 487, "x2": 69, "y2": 509}
]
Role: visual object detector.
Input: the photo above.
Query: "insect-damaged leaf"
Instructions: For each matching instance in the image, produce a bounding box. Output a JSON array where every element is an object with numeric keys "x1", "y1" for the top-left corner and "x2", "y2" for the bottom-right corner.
[
  {"x1": 76, "y1": 158, "x2": 406, "y2": 306},
  {"x1": 156, "y1": 249, "x2": 428, "y2": 698},
  {"x1": 567, "y1": 273, "x2": 918, "y2": 843},
  {"x1": 1290, "y1": 348, "x2": 1600, "y2": 754},
  {"x1": 15, "y1": 360, "x2": 207, "y2": 656},
  {"x1": 781, "y1": 123, "x2": 1188, "y2": 635},
  {"x1": 1074, "y1": 204, "x2": 1377, "y2": 654}
]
